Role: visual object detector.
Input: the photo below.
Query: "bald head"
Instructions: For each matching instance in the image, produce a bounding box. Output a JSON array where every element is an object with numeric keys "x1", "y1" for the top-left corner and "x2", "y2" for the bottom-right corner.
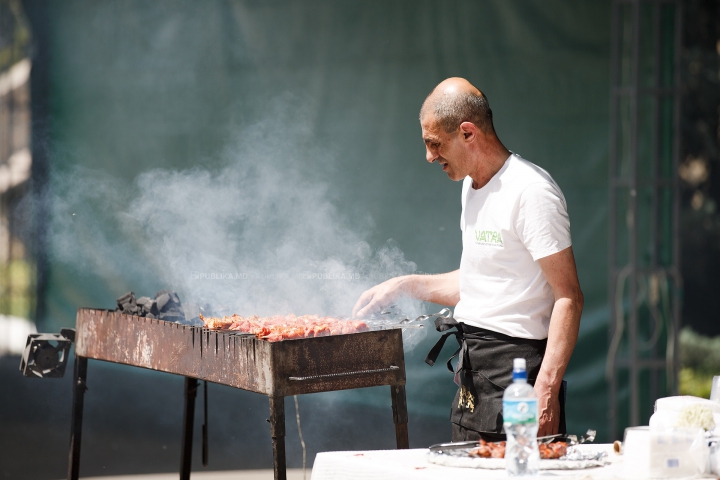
[{"x1": 420, "y1": 77, "x2": 494, "y2": 134}]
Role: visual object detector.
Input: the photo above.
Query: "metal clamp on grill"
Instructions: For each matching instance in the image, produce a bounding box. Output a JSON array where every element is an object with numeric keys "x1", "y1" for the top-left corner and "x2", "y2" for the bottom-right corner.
[{"x1": 289, "y1": 365, "x2": 400, "y2": 382}]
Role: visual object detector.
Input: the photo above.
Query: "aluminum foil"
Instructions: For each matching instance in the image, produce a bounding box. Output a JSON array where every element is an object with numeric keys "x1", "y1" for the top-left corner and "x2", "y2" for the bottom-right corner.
[{"x1": 561, "y1": 446, "x2": 608, "y2": 462}]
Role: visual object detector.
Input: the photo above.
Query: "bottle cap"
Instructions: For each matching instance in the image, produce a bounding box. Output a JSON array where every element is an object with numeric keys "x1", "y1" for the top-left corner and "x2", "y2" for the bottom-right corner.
[{"x1": 513, "y1": 358, "x2": 526, "y2": 371}]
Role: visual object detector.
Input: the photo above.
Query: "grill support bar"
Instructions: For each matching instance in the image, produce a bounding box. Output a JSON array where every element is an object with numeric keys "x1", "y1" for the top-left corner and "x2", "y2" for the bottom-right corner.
[
  {"x1": 180, "y1": 377, "x2": 199, "y2": 480},
  {"x1": 67, "y1": 355, "x2": 87, "y2": 480},
  {"x1": 64, "y1": 359, "x2": 409, "y2": 479},
  {"x1": 269, "y1": 396, "x2": 286, "y2": 480},
  {"x1": 390, "y1": 385, "x2": 409, "y2": 449}
]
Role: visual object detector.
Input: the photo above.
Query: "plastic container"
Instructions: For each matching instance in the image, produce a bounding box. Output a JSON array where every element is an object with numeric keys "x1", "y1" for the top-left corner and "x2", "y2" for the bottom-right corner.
[{"x1": 503, "y1": 358, "x2": 540, "y2": 476}]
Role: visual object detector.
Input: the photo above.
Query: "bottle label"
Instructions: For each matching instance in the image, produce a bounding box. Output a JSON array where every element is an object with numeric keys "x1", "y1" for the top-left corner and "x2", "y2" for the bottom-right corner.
[{"x1": 503, "y1": 399, "x2": 538, "y2": 425}]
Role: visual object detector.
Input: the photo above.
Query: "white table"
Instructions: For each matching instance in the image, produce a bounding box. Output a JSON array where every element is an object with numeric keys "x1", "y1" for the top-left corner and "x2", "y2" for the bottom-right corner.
[{"x1": 311, "y1": 444, "x2": 627, "y2": 480}]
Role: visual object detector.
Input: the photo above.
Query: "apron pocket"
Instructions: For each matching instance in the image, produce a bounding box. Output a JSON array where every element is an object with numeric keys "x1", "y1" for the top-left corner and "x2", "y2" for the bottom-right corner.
[{"x1": 451, "y1": 370, "x2": 508, "y2": 434}]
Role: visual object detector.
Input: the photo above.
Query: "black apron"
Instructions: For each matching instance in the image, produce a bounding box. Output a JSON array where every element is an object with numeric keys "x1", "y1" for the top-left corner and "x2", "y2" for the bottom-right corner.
[{"x1": 425, "y1": 316, "x2": 566, "y2": 441}]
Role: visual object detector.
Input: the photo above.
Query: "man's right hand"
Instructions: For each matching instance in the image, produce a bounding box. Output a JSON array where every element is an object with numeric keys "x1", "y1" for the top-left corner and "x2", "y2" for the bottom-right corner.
[
  {"x1": 352, "y1": 276, "x2": 409, "y2": 318},
  {"x1": 352, "y1": 270, "x2": 461, "y2": 318}
]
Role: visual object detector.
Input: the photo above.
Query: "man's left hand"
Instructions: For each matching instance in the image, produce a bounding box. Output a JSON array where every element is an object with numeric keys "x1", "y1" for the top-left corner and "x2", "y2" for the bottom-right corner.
[
  {"x1": 534, "y1": 247, "x2": 583, "y2": 437},
  {"x1": 535, "y1": 381, "x2": 560, "y2": 437}
]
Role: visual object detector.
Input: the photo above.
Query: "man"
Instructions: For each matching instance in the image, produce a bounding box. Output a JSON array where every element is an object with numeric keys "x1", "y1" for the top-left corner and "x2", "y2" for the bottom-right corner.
[{"x1": 352, "y1": 77, "x2": 583, "y2": 440}]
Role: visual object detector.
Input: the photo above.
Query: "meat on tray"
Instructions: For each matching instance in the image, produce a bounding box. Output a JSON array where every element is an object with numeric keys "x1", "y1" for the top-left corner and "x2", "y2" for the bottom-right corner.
[
  {"x1": 200, "y1": 313, "x2": 370, "y2": 342},
  {"x1": 538, "y1": 442, "x2": 567, "y2": 459},
  {"x1": 469, "y1": 440, "x2": 506, "y2": 458},
  {"x1": 468, "y1": 440, "x2": 567, "y2": 460}
]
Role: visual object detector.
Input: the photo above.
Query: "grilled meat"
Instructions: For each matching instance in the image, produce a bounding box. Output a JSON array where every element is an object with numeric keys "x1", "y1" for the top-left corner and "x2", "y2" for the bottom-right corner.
[
  {"x1": 538, "y1": 441, "x2": 567, "y2": 459},
  {"x1": 468, "y1": 440, "x2": 567, "y2": 460},
  {"x1": 469, "y1": 440, "x2": 505, "y2": 458},
  {"x1": 200, "y1": 313, "x2": 369, "y2": 341}
]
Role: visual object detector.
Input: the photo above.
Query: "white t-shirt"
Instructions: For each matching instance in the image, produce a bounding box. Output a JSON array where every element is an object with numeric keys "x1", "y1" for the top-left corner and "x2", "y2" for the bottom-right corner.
[{"x1": 454, "y1": 153, "x2": 572, "y2": 339}]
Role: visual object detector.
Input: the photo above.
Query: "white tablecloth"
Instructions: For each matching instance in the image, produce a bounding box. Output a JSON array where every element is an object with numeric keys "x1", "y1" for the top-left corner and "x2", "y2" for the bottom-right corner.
[{"x1": 311, "y1": 444, "x2": 626, "y2": 480}]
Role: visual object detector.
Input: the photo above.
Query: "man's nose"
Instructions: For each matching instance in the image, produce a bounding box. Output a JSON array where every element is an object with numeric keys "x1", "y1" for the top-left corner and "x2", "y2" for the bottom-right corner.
[{"x1": 426, "y1": 147, "x2": 437, "y2": 163}]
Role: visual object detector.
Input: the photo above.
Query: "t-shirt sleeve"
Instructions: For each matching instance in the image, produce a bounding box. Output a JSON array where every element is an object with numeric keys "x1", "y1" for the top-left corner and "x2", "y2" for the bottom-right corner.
[{"x1": 515, "y1": 181, "x2": 572, "y2": 261}]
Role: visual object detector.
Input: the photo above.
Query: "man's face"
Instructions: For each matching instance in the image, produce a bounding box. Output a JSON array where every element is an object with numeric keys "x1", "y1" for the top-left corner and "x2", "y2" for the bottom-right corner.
[{"x1": 421, "y1": 115, "x2": 470, "y2": 181}]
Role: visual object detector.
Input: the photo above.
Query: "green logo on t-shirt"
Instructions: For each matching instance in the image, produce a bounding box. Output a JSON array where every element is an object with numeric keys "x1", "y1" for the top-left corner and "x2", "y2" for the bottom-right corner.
[{"x1": 474, "y1": 229, "x2": 504, "y2": 247}]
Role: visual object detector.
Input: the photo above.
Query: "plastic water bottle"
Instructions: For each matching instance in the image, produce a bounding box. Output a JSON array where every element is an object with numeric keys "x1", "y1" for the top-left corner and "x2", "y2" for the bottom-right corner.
[{"x1": 503, "y1": 358, "x2": 540, "y2": 476}]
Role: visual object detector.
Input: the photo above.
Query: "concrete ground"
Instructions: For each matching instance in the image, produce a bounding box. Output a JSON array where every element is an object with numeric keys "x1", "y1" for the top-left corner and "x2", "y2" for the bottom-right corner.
[{"x1": 65, "y1": 470, "x2": 310, "y2": 480}]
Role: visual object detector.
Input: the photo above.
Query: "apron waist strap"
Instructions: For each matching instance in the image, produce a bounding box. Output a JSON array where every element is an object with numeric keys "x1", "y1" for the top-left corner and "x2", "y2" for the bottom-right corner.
[
  {"x1": 424, "y1": 329, "x2": 463, "y2": 371},
  {"x1": 424, "y1": 317, "x2": 542, "y2": 374},
  {"x1": 424, "y1": 314, "x2": 464, "y2": 372}
]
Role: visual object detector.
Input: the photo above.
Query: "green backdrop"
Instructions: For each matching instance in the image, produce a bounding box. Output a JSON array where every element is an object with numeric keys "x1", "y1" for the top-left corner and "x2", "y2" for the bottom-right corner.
[{"x1": 39, "y1": 0, "x2": 612, "y2": 441}]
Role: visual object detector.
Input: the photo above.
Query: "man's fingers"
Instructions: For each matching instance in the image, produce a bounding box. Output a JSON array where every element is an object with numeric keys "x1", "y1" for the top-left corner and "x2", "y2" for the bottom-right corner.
[
  {"x1": 352, "y1": 290, "x2": 374, "y2": 318},
  {"x1": 351, "y1": 300, "x2": 363, "y2": 318},
  {"x1": 354, "y1": 293, "x2": 381, "y2": 318},
  {"x1": 356, "y1": 297, "x2": 380, "y2": 319},
  {"x1": 538, "y1": 419, "x2": 554, "y2": 437},
  {"x1": 352, "y1": 301, "x2": 368, "y2": 318},
  {"x1": 352, "y1": 278, "x2": 402, "y2": 318},
  {"x1": 353, "y1": 287, "x2": 391, "y2": 318},
  {"x1": 538, "y1": 416, "x2": 551, "y2": 436},
  {"x1": 537, "y1": 396, "x2": 560, "y2": 437}
]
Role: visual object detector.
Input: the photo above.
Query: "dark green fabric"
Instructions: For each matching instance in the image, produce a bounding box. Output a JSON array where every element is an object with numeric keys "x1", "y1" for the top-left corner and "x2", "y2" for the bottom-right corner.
[{"x1": 41, "y1": 1, "x2": 613, "y2": 440}]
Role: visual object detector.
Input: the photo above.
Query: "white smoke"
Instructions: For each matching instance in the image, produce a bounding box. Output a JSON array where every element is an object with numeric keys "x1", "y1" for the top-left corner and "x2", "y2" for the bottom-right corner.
[{"x1": 44, "y1": 105, "x2": 428, "y2": 342}]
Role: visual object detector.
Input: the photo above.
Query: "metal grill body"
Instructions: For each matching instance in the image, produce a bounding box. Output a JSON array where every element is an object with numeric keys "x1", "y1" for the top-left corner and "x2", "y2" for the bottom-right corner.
[{"x1": 69, "y1": 309, "x2": 409, "y2": 480}]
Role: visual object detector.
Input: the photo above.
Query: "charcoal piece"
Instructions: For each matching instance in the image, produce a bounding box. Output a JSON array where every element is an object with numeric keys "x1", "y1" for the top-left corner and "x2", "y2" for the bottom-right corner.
[
  {"x1": 155, "y1": 292, "x2": 171, "y2": 312},
  {"x1": 116, "y1": 292, "x2": 137, "y2": 312},
  {"x1": 126, "y1": 305, "x2": 138, "y2": 314},
  {"x1": 136, "y1": 296, "x2": 151, "y2": 307},
  {"x1": 155, "y1": 289, "x2": 172, "y2": 300},
  {"x1": 116, "y1": 289, "x2": 183, "y2": 319},
  {"x1": 117, "y1": 292, "x2": 134, "y2": 304},
  {"x1": 170, "y1": 292, "x2": 180, "y2": 305},
  {"x1": 154, "y1": 289, "x2": 183, "y2": 313},
  {"x1": 138, "y1": 298, "x2": 157, "y2": 314}
]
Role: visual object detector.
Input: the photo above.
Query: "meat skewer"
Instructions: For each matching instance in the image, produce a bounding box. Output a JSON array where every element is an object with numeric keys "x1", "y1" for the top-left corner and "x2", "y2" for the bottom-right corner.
[{"x1": 200, "y1": 313, "x2": 369, "y2": 341}]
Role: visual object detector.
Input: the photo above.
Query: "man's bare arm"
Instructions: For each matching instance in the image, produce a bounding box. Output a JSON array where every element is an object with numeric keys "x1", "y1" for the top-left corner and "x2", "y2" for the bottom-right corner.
[
  {"x1": 352, "y1": 270, "x2": 460, "y2": 318},
  {"x1": 534, "y1": 247, "x2": 583, "y2": 437}
]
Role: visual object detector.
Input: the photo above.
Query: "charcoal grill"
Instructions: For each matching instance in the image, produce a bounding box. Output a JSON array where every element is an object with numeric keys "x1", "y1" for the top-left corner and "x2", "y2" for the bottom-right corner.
[{"x1": 67, "y1": 308, "x2": 408, "y2": 480}]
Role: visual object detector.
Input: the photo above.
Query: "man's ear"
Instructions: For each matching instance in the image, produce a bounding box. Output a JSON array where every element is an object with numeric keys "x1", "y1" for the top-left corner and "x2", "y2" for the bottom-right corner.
[{"x1": 459, "y1": 121, "x2": 476, "y2": 141}]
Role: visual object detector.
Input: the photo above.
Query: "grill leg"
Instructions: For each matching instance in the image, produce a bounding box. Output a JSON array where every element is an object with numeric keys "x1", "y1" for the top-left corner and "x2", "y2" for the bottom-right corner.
[
  {"x1": 269, "y1": 395, "x2": 286, "y2": 480},
  {"x1": 180, "y1": 377, "x2": 198, "y2": 480},
  {"x1": 68, "y1": 356, "x2": 88, "y2": 480},
  {"x1": 390, "y1": 384, "x2": 409, "y2": 449}
]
